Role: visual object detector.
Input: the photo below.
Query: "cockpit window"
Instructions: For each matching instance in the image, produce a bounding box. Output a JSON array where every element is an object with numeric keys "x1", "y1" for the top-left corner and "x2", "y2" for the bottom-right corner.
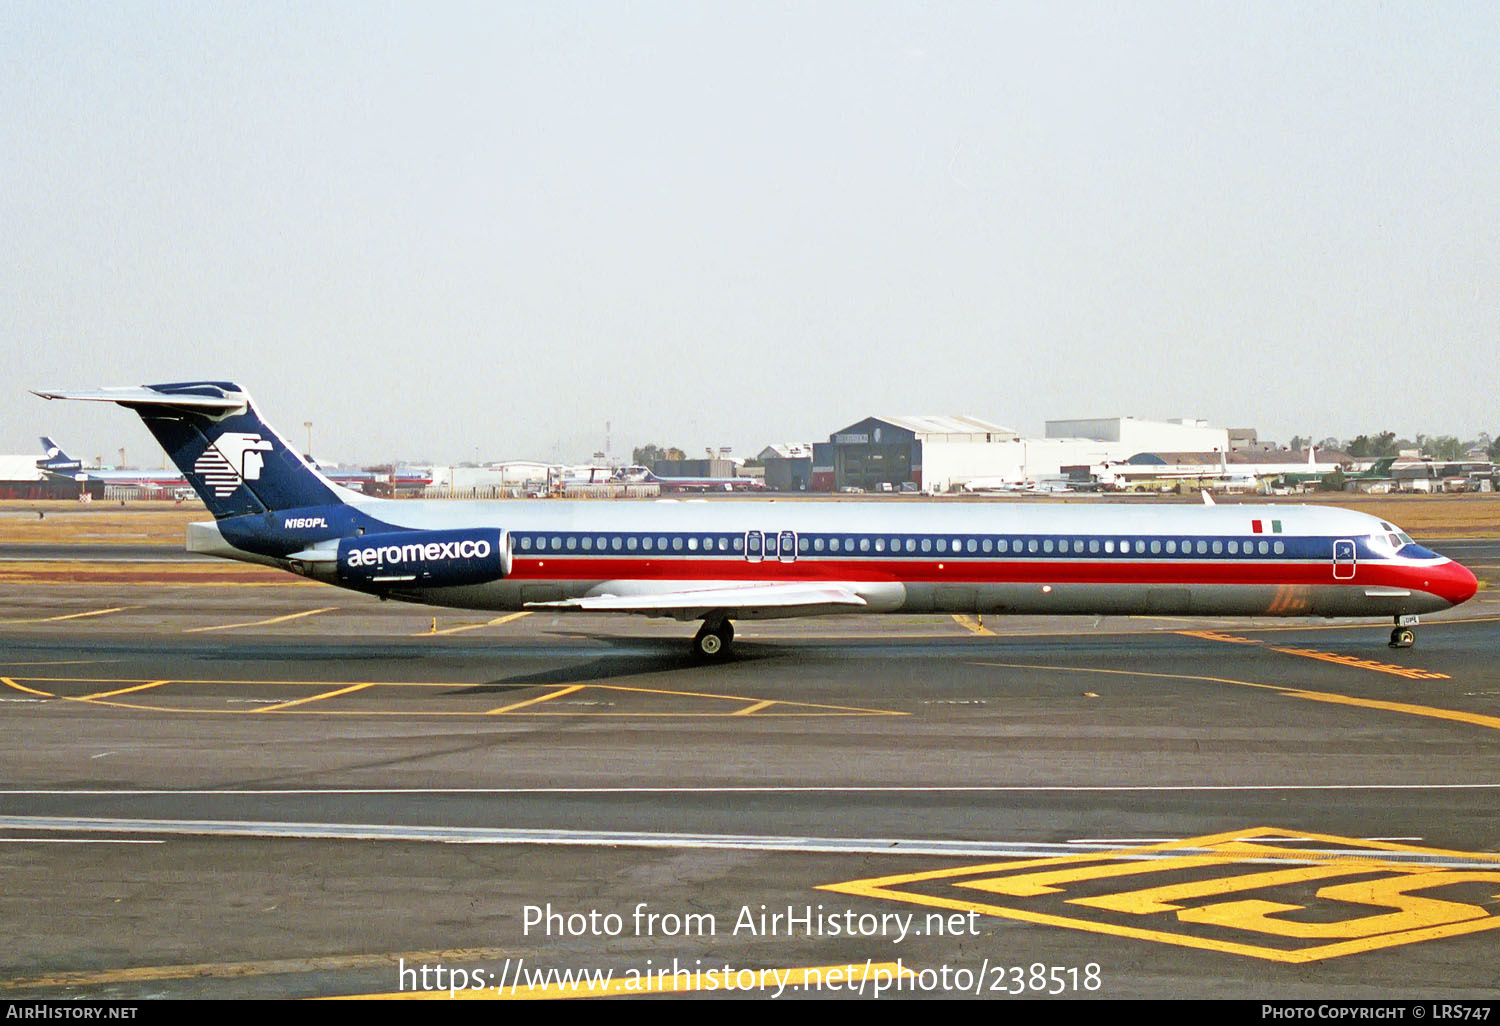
[
  {"x1": 1387, "y1": 533, "x2": 1402, "y2": 550},
  {"x1": 1397, "y1": 532, "x2": 1414, "y2": 546}
]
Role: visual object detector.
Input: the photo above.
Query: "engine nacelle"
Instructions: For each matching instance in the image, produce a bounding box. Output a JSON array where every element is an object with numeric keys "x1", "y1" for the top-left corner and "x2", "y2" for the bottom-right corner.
[{"x1": 336, "y1": 529, "x2": 511, "y2": 588}]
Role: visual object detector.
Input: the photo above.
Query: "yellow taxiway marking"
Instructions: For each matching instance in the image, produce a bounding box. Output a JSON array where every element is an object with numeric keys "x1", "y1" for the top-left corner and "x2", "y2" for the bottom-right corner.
[
  {"x1": 77, "y1": 680, "x2": 171, "y2": 702},
  {"x1": 0, "y1": 606, "x2": 134, "y2": 625},
  {"x1": 418, "y1": 611, "x2": 531, "y2": 637},
  {"x1": 344, "y1": 962, "x2": 915, "y2": 1000},
  {"x1": 486, "y1": 685, "x2": 586, "y2": 715},
  {"x1": 1267, "y1": 645, "x2": 1449, "y2": 680},
  {"x1": 184, "y1": 607, "x2": 338, "y2": 634},
  {"x1": 1, "y1": 676, "x2": 901, "y2": 719},
  {"x1": 1178, "y1": 630, "x2": 1450, "y2": 680},
  {"x1": 0, "y1": 677, "x2": 53, "y2": 698},
  {"x1": 950, "y1": 614, "x2": 994, "y2": 636},
  {"x1": 969, "y1": 661, "x2": 1499, "y2": 733},
  {"x1": 0, "y1": 948, "x2": 526, "y2": 992},
  {"x1": 821, "y1": 825, "x2": 1500, "y2": 964},
  {"x1": 254, "y1": 682, "x2": 379, "y2": 713},
  {"x1": 734, "y1": 700, "x2": 777, "y2": 715}
]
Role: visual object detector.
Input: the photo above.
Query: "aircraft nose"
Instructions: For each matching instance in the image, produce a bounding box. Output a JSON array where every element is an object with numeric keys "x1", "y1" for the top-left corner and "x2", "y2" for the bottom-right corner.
[{"x1": 1422, "y1": 560, "x2": 1479, "y2": 607}]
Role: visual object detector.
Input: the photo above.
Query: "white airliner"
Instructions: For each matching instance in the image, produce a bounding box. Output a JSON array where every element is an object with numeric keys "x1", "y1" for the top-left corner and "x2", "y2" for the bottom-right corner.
[{"x1": 32, "y1": 383, "x2": 1478, "y2": 658}]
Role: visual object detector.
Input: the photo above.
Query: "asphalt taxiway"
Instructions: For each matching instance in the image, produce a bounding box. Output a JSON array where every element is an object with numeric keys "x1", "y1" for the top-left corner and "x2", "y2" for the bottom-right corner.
[{"x1": 2, "y1": 539, "x2": 1499, "y2": 999}]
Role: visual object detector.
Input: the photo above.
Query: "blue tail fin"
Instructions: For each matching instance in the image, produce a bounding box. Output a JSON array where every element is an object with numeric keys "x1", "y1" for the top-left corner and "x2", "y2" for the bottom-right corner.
[
  {"x1": 32, "y1": 382, "x2": 346, "y2": 518},
  {"x1": 36, "y1": 437, "x2": 83, "y2": 476}
]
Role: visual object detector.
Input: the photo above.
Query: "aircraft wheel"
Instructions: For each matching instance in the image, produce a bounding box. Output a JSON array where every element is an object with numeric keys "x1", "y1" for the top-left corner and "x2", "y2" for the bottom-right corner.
[
  {"x1": 1389, "y1": 627, "x2": 1415, "y2": 649},
  {"x1": 693, "y1": 621, "x2": 734, "y2": 660}
]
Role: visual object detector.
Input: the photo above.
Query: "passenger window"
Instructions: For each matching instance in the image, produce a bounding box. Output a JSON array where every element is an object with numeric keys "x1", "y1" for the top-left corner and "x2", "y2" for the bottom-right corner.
[
  {"x1": 733, "y1": 536, "x2": 744, "y2": 552},
  {"x1": 1150, "y1": 540, "x2": 1160, "y2": 554},
  {"x1": 611, "y1": 537, "x2": 622, "y2": 551},
  {"x1": 643, "y1": 537, "x2": 654, "y2": 551},
  {"x1": 920, "y1": 539, "x2": 931, "y2": 553},
  {"x1": 1088, "y1": 539, "x2": 1099, "y2": 554},
  {"x1": 1273, "y1": 541, "x2": 1284, "y2": 555},
  {"x1": 830, "y1": 539, "x2": 841, "y2": 552},
  {"x1": 1105, "y1": 540, "x2": 1115, "y2": 554},
  {"x1": 814, "y1": 537, "x2": 825, "y2": 552},
  {"x1": 688, "y1": 537, "x2": 698, "y2": 551},
  {"x1": 860, "y1": 538, "x2": 870, "y2": 552},
  {"x1": 627, "y1": 537, "x2": 638, "y2": 551},
  {"x1": 1227, "y1": 541, "x2": 1238, "y2": 555},
  {"x1": 936, "y1": 539, "x2": 947, "y2": 553},
  {"x1": 567, "y1": 537, "x2": 577, "y2": 550},
  {"x1": 1212, "y1": 541, "x2": 1223, "y2": 554},
  {"x1": 1195, "y1": 540, "x2": 1207, "y2": 555},
  {"x1": 982, "y1": 539, "x2": 993, "y2": 553},
  {"x1": 1166, "y1": 540, "x2": 1176, "y2": 554},
  {"x1": 1135, "y1": 540, "x2": 1145, "y2": 554},
  {"x1": 875, "y1": 538, "x2": 886, "y2": 552},
  {"x1": 905, "y1": 539, "x2": 917, "y2": 552},
  {"x1": 1073, "y1": 540, "x2": 1084, "y2": 554},
  {"x1": 1043, "y1": 539, "x2": 1054, "y2": 553},
  {"x1": 551, "y1": 536, "x2": 562, "y2": 550},
  {"x1": 1258, "y1": 541, "x2": 1269, "y2": 555},
  {"x1": 1027, "y1": 539, "x2": 1038, "y2": 553}
]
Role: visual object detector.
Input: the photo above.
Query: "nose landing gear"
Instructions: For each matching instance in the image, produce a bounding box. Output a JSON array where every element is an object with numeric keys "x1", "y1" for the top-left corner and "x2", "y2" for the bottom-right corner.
[
  {"x1": 1389, "y1": 615, "x2": 1418, "y2": 649},
  {"x1": 692, "y1": 618, "x2": 734, "y2": 660}
]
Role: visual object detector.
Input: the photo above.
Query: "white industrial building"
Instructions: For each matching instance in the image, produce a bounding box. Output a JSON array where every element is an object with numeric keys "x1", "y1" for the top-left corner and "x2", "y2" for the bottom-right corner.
[
  {"x1": 1045, "y1": 417, "x2": 1230, "y2": 456},
  {"x1": 816, "y1": 414, "x2": 1233, "y2": 492}
]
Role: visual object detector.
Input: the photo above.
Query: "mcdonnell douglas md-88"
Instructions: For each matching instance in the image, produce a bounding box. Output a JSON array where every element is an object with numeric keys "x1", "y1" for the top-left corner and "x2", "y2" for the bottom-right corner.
[{"x1": 33, "y1": 382, "x2": 1477, "y2": 658}]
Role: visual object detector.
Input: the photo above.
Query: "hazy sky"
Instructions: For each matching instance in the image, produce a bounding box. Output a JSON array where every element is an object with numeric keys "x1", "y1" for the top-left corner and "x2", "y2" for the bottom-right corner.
[{"x1": 4, "y1": 2, "x2": 1497, "y2": 466}]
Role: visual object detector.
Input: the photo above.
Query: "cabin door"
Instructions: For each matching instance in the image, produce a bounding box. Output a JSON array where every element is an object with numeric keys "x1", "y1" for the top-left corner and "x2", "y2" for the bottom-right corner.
[{"x1": 1332, "y1": 539, "x2": 1357, "y2": 580}]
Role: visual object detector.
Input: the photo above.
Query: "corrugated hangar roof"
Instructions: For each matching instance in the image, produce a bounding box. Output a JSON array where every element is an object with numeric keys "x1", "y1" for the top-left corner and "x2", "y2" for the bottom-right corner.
[{"x1": 879, "y1": 415, "x2": 1017, "y2": 438}]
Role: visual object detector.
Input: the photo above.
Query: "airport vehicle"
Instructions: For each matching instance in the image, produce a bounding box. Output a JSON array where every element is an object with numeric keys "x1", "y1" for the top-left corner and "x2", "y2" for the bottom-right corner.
[{"x1": 33, "y1": 382, "x2": 1477, "y2": 657}]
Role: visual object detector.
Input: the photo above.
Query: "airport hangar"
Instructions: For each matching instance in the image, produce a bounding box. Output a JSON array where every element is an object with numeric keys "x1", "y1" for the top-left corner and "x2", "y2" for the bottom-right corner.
[{"x1": 809, "y1": 415, "x2": 1232, "y2": 493}]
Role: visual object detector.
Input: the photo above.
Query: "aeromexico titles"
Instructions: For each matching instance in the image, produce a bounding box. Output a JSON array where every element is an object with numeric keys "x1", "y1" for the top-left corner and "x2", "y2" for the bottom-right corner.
[{"x1": 33, "y1": 382, "x2": 1477, "y2": 659}]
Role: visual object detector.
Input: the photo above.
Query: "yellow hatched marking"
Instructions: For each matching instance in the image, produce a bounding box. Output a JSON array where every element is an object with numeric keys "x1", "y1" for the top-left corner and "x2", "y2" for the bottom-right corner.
[
  {"x1": 1269, "y1": 646, "x2": 1450, "y2": 680},
  {"x1": 254, "y1": 682, "x2": 378, "y2": 713},
  {"x1": 78, "y1": 680, "x2": 171, "y2": 701},
  {"x1": 344, "y1": 962, "x2": 915, "y2": 1000},
  {"x1": 0, "y1": 606, "x2": 134, "y2": 625},
  {"x1": 951, "y1": 614, "x2": 994, "y2": 636},
  {"x1": 1, "y1": 676, "x2": 54, "y2": 698},
  {"x1": 734, "y1": 700, "x2": 777, "y2": 716},
  {"x1": 1176, "y1": 630, "x2": 1260, "y2": 645},
  {"x1": 970, "y1": 661, "x2": 1500, "y2": 733},
  {"x1": 486, "y1": 685, "x2": 585, "y2": 715},
  {"x1": 419, "y1": 611, "x2": 531, "y2": 637},
  {"x1": 821, "y1": 826, "x2": 1500, "y2": 963},
  {"x1": 184, "y1": 607, "x2": 337, "y2": 633}
]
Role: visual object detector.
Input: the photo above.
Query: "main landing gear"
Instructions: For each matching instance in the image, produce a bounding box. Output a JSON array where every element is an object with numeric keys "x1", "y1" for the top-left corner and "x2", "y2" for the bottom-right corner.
[
  {"x1": 1389, "y1": 615, "x2": 1418, "y2": 649},
  {"x1": 692, "y1": 619, "x2": 734, "y2": 660}
]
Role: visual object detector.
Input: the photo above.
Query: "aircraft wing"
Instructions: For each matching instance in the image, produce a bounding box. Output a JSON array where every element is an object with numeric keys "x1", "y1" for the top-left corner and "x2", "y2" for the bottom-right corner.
[{"x1": 527, "y1": 581, "x2": 868, "y2": 619}]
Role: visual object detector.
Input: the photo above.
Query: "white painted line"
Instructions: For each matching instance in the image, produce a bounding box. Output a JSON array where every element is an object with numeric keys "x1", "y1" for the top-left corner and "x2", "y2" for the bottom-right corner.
[
  {"x1": 0, "y1": 816, "x2": 1494, "y2": 868},
  {"x1": 3, "y1": 784, "x2": 1500, "y2": 796}
]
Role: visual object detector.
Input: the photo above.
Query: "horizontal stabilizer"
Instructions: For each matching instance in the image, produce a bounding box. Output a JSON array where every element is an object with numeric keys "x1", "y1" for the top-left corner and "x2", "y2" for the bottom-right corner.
[{"x1": 32, "y1": 384, "x2": 248, "y2": 411}]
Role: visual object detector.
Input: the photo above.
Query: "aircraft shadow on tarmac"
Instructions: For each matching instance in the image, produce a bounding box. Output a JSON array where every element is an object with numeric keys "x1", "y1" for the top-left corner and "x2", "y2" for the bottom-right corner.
[{"x1": 448, "y1": 635, "x2": 786, "y2": 695}]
